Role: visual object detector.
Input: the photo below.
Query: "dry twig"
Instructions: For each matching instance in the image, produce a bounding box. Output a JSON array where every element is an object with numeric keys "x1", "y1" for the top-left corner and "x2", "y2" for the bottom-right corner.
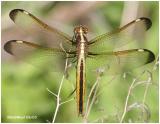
[
  {"x1": 83, "y1": 70, "x2": 102, "y2": 122},
  {"x1": 120, "y1": 70, "x2": 152, "y2": 122},
  {"x1": 46, "y1": 48, "x2": 73, "y2": 123}
]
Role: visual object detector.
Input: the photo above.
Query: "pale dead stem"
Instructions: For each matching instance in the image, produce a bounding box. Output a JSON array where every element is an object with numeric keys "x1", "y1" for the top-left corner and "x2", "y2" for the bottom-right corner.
[
  {"x1": 83, "y1": 70, "x2": 101, "y2": 123},
  {"x1": 95, "y1": 75, "x2": 117, "y2": 99},
  {"x1": 46, "y1": 55, "x2": 158, "y2": 123},
  {"x1": 120, "y1": 70, "x2": 153, "y2": 123},
  {"x1": 140, "y1": 57, "x2": 159, "y2": 121},
  {"x1": 46, "y1": 48, "x2": 73, "y2": 123},
  {"x1": 120, "y1": 77, "x2": 136, "y2": 123},
  {"x1": 83, "y1": 69, "x2": 117, "y2": 122},
  {"x1": 84, "y1": 56, "x2": 158, "y2": 123},
  {"x1": 82, "y1": 72, "x2": 100, "y2": 122}
]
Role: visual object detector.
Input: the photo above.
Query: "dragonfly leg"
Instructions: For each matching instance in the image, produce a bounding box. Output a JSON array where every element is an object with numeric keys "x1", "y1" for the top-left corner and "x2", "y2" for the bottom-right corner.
[
  {"x1": 87, "y1": 55, "x2": 95, "y2": 58},
  {"x1": 88, "y1": 52, "x2": 99, "y2": 55},
  {"x1": 64, "y1": 55, "x2": 77, "y2": 79},
  {"x1": 71, "y1": 58, "x2": 77, "y2": 63},
  {"x1": 87, "y1": 52, "x2": 100, "y2": 58},
  {"x1": 67, "y1": 87, "x2": 76, "y2": 98},
  {"x1": 65, "y1": 54, "x2": 76, "y2": 59}
]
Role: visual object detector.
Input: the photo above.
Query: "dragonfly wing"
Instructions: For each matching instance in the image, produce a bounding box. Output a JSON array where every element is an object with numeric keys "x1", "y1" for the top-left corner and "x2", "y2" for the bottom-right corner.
[
  {"x1": 9, "y1": 9, "x2": 74, "y2": 51},
  {"x1": 86, "y1": 49, "x2": 155, "y2": 75},
  {"x1": 4, "y1": 40, "x2": 75, "y2": 72},
  {"x1": 88, "y1": 17, "x2": 152, "y2": 53}
]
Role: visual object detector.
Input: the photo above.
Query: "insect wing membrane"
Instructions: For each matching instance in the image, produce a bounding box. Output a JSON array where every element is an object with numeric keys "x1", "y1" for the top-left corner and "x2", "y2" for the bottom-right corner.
[
  {"x1": 86, "y1": 49, "x2": 155, "y2": 75},
  {"x1": 10, "y1": 9, "x2": 75, "y2": 51},
  {"x1": 4, "y1": 40, "x2": 72, "y2": 72},
  {"x1": 88, "y1": 18, "x2": 152, "y2": 53}
]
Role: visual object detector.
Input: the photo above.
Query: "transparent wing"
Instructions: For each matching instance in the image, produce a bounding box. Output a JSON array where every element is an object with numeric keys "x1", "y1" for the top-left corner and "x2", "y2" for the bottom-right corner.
[
  {"x1": 86, "y1": 49, "x2": 155, "y2": 74},
  {"x1": 4, "y1": 40, "x2": 75, "y2": 72},
  {"x1": 9, "y1": 9, "x2": 75, "y2": 51},
  {"x1": 88, "y1": 17, "x2": 152, "y2": 53}
]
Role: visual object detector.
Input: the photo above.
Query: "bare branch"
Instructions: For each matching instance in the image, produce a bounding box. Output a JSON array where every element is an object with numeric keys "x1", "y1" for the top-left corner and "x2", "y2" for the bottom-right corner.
[
  {"x1": 120, "y1": 70, "x2": 153, "y2": 123},
  {"x1": 46, "y1": 88, "x2": 57, "y2": 98},
  {"x1": 95, "y1": 75, "x2": 117, "y2": 99},
  {"x1": 60, "y1": 98, "x2": 74, "y2": 106},
  {"x1": 51, "y1": 48, "x2": 70, "y2": 123},
  {"x1": 83, "y1": 69, "x2": 103, "y2": 122},
  {"x1": 120, "y1": 78, "x2": 136, "y2": 123}
]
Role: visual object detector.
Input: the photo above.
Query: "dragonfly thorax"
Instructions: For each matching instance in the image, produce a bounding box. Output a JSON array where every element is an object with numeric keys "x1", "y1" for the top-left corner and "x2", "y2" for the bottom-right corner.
[
  {"x1": 74, "y1": 25, "x2": 88, "y2": 35},
  {"x1": 73, "y1": 25, "x2": 88, "y2": 44}
]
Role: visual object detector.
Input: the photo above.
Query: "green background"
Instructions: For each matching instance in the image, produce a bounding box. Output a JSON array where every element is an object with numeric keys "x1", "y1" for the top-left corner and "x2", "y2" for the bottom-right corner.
[{"x1": 1, "y1": 1, "x2": 159, "y2": 123}]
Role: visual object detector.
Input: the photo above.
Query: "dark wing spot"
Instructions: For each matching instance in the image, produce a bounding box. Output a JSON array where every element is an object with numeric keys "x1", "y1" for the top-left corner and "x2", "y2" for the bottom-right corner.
[
  {"x1": 9, "y1": 9, "x2": 24, "y2": 21},
  {"x1": 143, "y1": 49, "x2": 155, "y2": 64},
  {"x1": 139, "y1": 17, "x2": 152, "y2": 30},
  {"x1": 4, "y1": 40, "x2": 17, "y2": 55}
]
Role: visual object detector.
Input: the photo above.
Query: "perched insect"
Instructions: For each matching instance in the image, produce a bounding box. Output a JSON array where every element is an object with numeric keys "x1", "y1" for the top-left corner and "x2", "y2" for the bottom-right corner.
[{"x1": 4, "y1": 9, "x2": 155, "y2": 116}]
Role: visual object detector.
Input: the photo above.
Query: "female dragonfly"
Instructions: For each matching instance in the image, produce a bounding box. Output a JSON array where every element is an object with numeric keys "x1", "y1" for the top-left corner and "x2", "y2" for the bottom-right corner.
[{"x1": 4, "y1": 9, "x2": 155, "y2": 116}]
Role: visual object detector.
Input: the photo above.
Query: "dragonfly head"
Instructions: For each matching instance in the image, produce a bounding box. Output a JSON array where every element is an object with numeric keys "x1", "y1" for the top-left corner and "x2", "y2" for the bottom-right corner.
[{"x1": 74, "y1": 25, "x2": 88, "y2": 35}]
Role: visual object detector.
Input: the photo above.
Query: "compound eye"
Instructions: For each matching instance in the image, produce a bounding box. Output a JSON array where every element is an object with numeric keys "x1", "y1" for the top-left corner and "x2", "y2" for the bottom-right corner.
[
  {"x1": 74, "y1": 27, "x2": 80, "y2": 33},
  {"x1": 83, "y1": 27, "x2": 88, "y2": 34}
]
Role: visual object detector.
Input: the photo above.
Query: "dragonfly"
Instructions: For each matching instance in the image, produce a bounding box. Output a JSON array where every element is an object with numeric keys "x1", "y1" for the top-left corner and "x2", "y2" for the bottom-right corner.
[{"x1": 4, "y1": 9, "x2": 155, "y2": 116}]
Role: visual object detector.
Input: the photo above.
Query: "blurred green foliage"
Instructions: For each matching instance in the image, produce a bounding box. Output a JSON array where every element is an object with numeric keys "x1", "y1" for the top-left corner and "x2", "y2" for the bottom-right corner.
[{"x1": 2, "y1": 1, "x2": 158, "y2": 123}]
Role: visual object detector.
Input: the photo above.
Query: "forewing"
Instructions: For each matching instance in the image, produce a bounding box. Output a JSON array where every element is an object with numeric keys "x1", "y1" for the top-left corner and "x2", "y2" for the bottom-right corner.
[
  {"x1": 88, "y1": 18, "x2": 152, "y2": 53},
  {"x1": 86, "y1": 49, "x2": 155, "y2": 75},
  {"x1": 4, "y1": 40, "x2": 74, "y2": 72},
  {"x1": 9, "y1": 9, "x2": 75, "y2": 51}
]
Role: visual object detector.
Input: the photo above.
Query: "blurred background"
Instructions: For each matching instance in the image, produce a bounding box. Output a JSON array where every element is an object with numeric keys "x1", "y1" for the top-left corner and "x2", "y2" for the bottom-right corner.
[{"x1": 1, "y1": 1, "x2": 159, "y2": 123}]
